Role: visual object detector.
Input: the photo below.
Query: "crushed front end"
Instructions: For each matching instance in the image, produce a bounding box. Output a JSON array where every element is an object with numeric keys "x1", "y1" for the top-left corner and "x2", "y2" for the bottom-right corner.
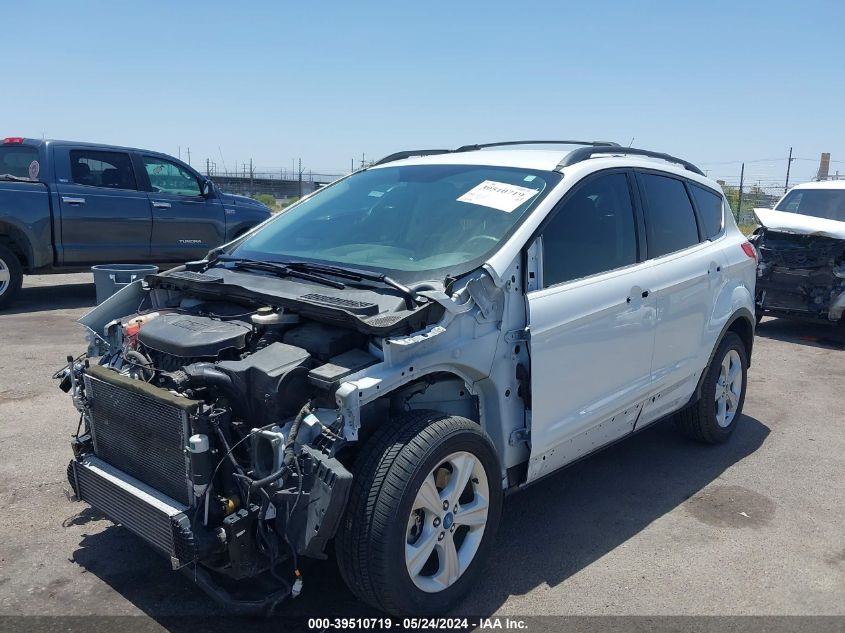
[
  {"x1": 752, "y1": 228, "x2": 845, "y2": 323},
  {"x1": 56, "y1": 269, "x2": 424, "y2": 612}
]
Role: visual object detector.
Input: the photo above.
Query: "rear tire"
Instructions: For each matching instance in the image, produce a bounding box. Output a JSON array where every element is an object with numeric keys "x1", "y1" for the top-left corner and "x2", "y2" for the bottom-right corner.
[
  {"x1": 676, "y1": 332, "x2": 748, "y2": 444},
  {"x1": 336, "y1": 410, "x2": 502, "y2": 616},
  {"x1": 0, "y1": 243, "x2": 23, "y2": 309}
]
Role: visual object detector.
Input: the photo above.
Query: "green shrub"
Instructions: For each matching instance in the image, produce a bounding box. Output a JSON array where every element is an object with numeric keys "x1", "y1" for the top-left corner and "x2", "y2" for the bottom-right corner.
[{"x1": 253, "y1": 194, "x2": 277, "y2": 209}]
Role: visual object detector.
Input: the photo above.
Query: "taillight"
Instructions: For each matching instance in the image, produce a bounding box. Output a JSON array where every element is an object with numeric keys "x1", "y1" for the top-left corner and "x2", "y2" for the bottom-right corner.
[
  {"x1": 3, "y1": 137, "x2": 24, "y2": 144},
  {"x1": 741, "y1": 242, "x2": 757, "y2": 262}
]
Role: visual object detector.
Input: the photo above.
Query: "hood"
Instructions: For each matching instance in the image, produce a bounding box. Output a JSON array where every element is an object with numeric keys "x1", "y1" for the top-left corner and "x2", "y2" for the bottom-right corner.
[
  {"x1": 218, "y1": 191, "x2": 272, "y2": 211},
  {"x1": 753, "y1": 208, "x2": 845, "y2": 240}
]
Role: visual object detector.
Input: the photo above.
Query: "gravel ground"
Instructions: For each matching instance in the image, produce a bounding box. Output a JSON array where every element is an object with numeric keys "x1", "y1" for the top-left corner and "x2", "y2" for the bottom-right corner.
[{"x1": 0, "y1": 273, "x2": 843, "y2": 624}]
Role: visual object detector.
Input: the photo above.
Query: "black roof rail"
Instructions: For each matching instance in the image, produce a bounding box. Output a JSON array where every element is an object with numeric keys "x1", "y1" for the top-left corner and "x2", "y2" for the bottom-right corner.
[
  {"x1": 455, "y1": 140, "x2": 619, "y2": 152},
  {"x1": 373, "y1": 149, "x2": 451, "y2": 166},
  {"x1": 558, "y1": 146, "x2": 705, "y2": 176},
  {"x1": 373, "y1": 140, "x2": 620, "y2": 167}
]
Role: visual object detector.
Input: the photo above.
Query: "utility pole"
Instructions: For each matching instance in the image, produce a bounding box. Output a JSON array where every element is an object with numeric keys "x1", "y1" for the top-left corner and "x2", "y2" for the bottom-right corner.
[
  {"x1": 298, "y1": 158, "x2": 303, "y2": 198},
  {"x1": 206, "y1": 158, "x2": 210, "y2": 177},
  {"x1": 249, "y1": 158, "x2": 254, "y2": 190},
  {"x1": 178, "y1": 145, "x2": 181, "y2": 160},
  {"x1": 351, "y1": 158, "x2": 354, "y2": 173},
  {"x1": 186, "y1": 147, "x2": 191, "y2": 166},
  {"x1": 784, "y1": 147, "x2": 793, "y2": 193},
  {"x1": 737, "y1": 162, "x2": 745, "y2": 219},
  {"x1": 360, "y1": 153, "x2": 365, "y2": 170}
]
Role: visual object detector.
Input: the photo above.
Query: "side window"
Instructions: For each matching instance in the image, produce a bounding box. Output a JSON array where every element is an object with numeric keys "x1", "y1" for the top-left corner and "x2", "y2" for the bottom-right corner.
[
  {"x1": 0, "y1": 146, "x2": 38, "y2": 179},
  {"x1": 143, "y1": 156, "x2": 200, "y2": 196},
  {"x1": 690, "y1": 184, "x2": 724, "y2": 239},
  {"x1": 69, "y1": 150, "x2": 137, "y2": 190},
  {"x1": 638, "y1": 173, "x2": 700, "y2": 258},
  {"x1": 541, "y1": 172, "x2": 637, "y2": 287}
]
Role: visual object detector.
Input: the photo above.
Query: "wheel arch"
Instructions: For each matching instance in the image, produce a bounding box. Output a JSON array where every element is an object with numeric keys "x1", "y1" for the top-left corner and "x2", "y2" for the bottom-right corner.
[
  {"x1": 0, "y1": 220, "x2": 34, "y2": 271},
  {"x1": 691, "y1": 307, "x2": 754, "y2": 403},
  {"x1": 363, "y1": 370, "x2": 483, "y2": 429}
]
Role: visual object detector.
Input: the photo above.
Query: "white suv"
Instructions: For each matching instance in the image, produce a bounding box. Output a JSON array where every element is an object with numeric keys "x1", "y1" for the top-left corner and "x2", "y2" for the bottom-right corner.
[{"x1": 64, "y1": 141, "x2": 758, "y2": 615}]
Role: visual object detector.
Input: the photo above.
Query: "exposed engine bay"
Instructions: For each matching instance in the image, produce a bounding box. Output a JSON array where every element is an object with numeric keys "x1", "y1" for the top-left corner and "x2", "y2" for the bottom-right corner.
[
  {"x1": 752, "y1": 228, "x2": 845, "y2": 323},
  {"x1": 57, "y1": 267, "x2": 453, "y2": 609}
]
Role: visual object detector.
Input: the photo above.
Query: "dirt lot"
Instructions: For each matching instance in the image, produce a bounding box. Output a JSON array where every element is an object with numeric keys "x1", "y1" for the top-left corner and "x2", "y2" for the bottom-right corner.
[{"x1": 1, "y1": 273, "x2": 843, "y2": 623}]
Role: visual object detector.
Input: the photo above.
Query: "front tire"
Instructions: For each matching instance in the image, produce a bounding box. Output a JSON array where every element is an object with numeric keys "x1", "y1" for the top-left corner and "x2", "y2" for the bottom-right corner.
[
  {"x1": 676, "y1": 331, "x2": 748, "y2": 443},
  {"x1": 0, "y1": 243, "x2": 23, "y2": 309},
  {"x1": 336, "y1": 411, "x2": 502, "y2": 615}
]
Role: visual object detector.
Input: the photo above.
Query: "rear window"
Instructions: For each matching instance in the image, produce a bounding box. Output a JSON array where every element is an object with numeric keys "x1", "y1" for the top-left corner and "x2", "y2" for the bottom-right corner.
[
  {"x1": 70, "y1": 150, "x2": 137, "y2": 190},
  {"x1": 776, "y1": 188, "x2": 845, "y2": 222},
  {"x1": 0, "y1": 146, "x2": 39, "y2": 179},
  {"x1": 638, "y1": 173, "x2": 701, "y2": 258},
  {"x1": 690, "y1": 184, "x2": 724, "y2": 239}
]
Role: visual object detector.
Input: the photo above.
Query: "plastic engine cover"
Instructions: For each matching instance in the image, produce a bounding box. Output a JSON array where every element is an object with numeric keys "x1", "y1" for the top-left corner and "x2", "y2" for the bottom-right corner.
[{"x1": 137, "y1": 313, "x2": 252, "y2": 358}]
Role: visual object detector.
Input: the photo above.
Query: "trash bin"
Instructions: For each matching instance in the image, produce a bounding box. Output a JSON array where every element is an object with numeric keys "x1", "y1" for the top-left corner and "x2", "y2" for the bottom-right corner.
[{"x1": 91, "y1": 264, "x2": 159, "y2": 305}]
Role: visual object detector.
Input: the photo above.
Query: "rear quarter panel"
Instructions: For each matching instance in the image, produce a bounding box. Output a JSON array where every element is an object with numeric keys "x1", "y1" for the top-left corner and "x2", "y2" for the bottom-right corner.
[{"x1": 0, "y1": 180, "x2": 54, "y2": 270}]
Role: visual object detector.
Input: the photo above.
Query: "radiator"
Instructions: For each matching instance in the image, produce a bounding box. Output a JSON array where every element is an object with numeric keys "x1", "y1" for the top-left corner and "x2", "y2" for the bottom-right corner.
[
  {"x1": 68, "y1": 456, "x2": 193, "y2": 566},
  {"x1": 83, "y1": 364, "x2": 197, "y2": 505}
]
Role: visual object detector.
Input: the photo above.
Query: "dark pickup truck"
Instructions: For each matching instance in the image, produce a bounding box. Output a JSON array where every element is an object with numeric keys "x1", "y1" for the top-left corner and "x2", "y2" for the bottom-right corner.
[{"x1": 0, "y1": 137, "x2": 272, "y2": 307}]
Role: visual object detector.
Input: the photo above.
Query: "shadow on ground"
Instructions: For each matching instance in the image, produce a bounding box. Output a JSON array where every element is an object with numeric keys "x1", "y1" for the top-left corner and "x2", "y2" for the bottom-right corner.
[
  {"x1": 755, "y1": 316, "x2": 845, "y2": 350},
  {"x1": 68, "y1": 414, "x2": 769, "y2": 627},
  {"x1": 5, "y1": 282, "x2": 95, "y2": 315}
]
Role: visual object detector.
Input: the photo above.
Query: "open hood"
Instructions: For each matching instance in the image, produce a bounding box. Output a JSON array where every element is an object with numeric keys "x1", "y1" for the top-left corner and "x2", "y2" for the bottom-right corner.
[{"x1": 754, "y1": 207, "x2": 845, "y2": 240}]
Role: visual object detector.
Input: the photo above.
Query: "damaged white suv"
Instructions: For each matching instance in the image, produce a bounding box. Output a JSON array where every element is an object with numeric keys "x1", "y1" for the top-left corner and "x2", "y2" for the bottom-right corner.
[{"x1": 61, "y1": 141, "x2": 757, "y2": 615}]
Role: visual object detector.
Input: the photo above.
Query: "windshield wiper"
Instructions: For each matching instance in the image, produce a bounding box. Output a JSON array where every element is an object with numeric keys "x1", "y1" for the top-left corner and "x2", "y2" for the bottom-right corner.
[
  {"x1": 281, "y1": 261, "x2": 423, "y2": 308},
  {"x1": 226, "y1": 259, "x2": 346, "y2": 290}
]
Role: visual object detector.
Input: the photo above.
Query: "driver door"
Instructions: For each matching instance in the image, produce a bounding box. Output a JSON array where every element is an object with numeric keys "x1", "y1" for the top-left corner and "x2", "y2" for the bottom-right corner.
[
  {"x1": 139, "y1": 154, "x2": 225, "y2": 261},
  {"x1": 525, "y1": 170, "x2": 657, "y2": 481}
]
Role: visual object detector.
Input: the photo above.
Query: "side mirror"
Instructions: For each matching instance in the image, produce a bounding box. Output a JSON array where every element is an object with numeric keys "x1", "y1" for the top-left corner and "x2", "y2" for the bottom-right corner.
[{"x1": 201, "y1": 178, "x2": 215, "y2": 198}]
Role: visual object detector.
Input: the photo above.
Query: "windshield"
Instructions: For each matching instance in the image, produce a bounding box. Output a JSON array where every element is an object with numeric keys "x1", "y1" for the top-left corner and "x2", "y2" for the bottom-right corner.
[
  {"x1": 776, "y1": 188, "x2": 845, "y2": 222},
  {"x1": 232, "y1": 164, "x2": 560, "y2": 282}
]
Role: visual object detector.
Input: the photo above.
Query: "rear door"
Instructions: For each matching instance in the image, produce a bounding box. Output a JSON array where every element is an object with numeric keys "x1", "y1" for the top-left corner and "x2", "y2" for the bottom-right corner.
[
  {"x1": 526, "y1": 170, "x2": 656, "y2": 481},
  {"x1": 634, "y1": 171, "x2": 723, "y2": 424},
  {"x1": 138, "y1": 154, "x2": 225, "y2": 261},
  {"x1": 55, "y1": 147, "x2": 152, "y2": 264}
]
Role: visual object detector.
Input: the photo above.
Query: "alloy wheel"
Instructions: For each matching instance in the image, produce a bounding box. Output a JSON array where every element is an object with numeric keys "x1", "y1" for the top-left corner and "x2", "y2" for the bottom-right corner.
[
  {"x1": 715, "y1": 349, "x2": 743, "y2": 428},
  {"x1": 0, "y1": 257, "x2": 10, "y2": 297},
  {"x1": 404, "y1": 451, "x2": 489, "y2": 593}
]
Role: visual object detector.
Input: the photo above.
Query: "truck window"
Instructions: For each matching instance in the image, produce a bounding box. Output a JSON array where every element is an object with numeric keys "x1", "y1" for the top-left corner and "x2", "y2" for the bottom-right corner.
[
  {"x1": 0, "y1": 145, "x2": 39, "y2": 179},
  {"x1": 142, "y1": 156, "x2": 200, "y2": 196},
  {"x1": 69, "y1": 150, "x2": 137, "y2": 190}
]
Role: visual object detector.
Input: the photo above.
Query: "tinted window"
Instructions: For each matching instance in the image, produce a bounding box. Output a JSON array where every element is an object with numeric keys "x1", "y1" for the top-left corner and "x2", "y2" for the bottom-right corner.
[
  {"x1": 143, "y1": 156, "x2": 200, "y2": 196},
  {"x1": 776, "y1": 189, "x2": 845, "y2": 222},
  {"x1": 0, "y1": 145, "x2": 39, "y2": 179},
  {"x1": 541, "y1": 172, "x2": 637, "y2": 286},
  {"x1": 690, "y1": 184, "x2": 723, "y2": 239},
  {"x1": 639, "y1": 174, "x2": 700, "y2": 258},
  {"x1": 70, "y1": 150, "x2": 137, "y2": 190}
]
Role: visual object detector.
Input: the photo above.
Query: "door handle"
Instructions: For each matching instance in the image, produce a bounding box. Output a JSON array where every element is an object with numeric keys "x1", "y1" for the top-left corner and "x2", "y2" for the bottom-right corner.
[
  {"x1": 62, "y1": 196, "x2": 85, "y2": 205},
  {"x1": 152, "y1": 201, "x2": 172, "y2": 209}
]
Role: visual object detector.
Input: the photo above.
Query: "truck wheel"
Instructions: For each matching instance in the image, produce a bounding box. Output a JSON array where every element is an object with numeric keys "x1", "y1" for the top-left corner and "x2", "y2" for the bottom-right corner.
[
  {"x1": 0, "y1": 244, "x2": 23, "y2": 309},
  {"x1": 336, "y1": 410, "x2": 502, "y2": 615},
  {"x1": 675, "y1": 332, "x2": 748, "y2": 444}
]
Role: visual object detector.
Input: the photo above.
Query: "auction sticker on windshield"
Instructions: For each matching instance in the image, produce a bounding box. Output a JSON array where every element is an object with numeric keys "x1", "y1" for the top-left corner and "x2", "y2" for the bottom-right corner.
[{"x1": 457, "y1": 180, "x2": 539, "y2": 212}]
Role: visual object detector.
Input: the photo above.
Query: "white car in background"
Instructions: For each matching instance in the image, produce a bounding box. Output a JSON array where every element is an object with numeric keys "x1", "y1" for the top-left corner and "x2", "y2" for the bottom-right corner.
[{"x1": 751, "y1": 180, "x2": 845, "y2": 324}]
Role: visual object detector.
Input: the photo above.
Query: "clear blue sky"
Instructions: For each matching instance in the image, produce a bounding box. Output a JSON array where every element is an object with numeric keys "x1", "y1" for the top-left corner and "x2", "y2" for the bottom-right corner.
[{"x1": 4, "y1": 1, "x2": 844, "y2": 185}]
